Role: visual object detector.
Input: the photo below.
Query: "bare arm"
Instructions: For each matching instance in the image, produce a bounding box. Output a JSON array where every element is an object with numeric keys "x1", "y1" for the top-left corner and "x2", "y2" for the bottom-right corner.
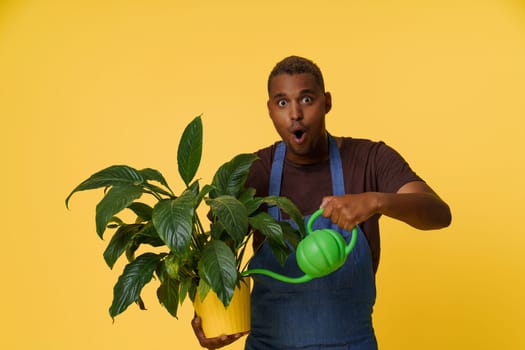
[{"x1": 320, "y1": 181, "x2": 451, "y2": 231}]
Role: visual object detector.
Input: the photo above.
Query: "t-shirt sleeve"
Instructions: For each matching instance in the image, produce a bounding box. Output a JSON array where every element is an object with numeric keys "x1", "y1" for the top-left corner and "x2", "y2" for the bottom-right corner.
[
  {"x1": 245, "y1": 145, "x2": 273, "y2": 197},
  {"x1": 373, "y1": 141, "x2": 423, "y2": 193}
]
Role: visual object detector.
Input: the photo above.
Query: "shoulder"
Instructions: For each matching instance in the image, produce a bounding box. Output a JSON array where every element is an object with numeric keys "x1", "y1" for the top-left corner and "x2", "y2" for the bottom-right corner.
[
  {"x1": 338, "y1": 136, "x2": 393, "y2": 159},
  {"x1": 337, "y1": 136, "x2": 422, "y2": 192},
  {"x1": 251, "y1": 141, "x2": 280, "y2": 173},
  {"x1": 245, "y1": 141, "x2": 281, "y2": 195}
]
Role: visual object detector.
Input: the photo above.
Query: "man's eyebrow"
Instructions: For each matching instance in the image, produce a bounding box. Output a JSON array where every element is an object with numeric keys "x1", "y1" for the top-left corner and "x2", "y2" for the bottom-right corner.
[
  {"x1": 270, "y1": 92, "x2": 287, "y2": 99},
  {"x1": 299, "y1": 88, "x2": 316, "y2": 95},
  {"x1": 271, "y1": 89, "x2": 317, "y2": 99}
]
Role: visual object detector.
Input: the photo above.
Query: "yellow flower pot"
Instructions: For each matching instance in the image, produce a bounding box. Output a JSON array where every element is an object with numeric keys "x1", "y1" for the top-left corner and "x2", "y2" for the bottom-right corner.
[{"x1": 193, "y1": 278, "x2": 251, "y2": 338}]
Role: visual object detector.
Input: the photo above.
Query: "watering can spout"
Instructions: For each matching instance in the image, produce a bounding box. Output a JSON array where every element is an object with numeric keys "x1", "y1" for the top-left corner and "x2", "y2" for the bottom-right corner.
[
  {"x1": 243, "y1": 208, "x2": 358, "y2": 284},
  {"x1": 241, "y1": 269, "x2": 313, "y2": 283}
]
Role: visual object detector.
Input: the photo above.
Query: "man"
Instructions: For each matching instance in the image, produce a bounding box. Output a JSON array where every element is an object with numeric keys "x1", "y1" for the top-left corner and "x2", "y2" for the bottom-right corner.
[{"x1": 193, "y1": 56, "x2": 451, "y2": 349}]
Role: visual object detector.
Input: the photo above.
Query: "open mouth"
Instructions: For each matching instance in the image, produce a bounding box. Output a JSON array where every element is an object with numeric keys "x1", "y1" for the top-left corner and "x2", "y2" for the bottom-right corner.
[
  {"x1": 293, "y1": 130, "x2": 304, "y2": 139},
  {"x1": 292, "y1": 129, "x2": 306, "y2": 143}
]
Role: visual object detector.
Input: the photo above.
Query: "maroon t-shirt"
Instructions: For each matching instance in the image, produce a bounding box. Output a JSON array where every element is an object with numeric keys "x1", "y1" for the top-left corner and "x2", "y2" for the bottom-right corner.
[{"x1": 245, "y1": 136, "x2": 423, "y2": 273}]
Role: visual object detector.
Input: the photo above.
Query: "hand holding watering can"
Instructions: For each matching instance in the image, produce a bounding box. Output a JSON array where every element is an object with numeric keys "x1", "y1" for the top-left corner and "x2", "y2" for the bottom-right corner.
[{"x1": 242, "y1": 208, "x2": 358, "y2": 283}]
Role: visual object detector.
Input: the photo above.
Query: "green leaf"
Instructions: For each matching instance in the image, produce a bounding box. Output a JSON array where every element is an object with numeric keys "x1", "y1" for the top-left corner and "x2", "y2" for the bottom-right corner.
[
  {"x1": 178, "y1": 116, "x2": 203, "y2": 186},
  {"x1": 125, "y1": 224, "x2": 164, "y2": 262},
  {"x1": 248, "y1": 212, "x2": 290, "y2": 265},
  {"x1": 198, "y1": 241, "x2": 237, "y2": 307},
  {"x1": 156, "y1": 266, "x2": 180, "y2": 318},
  {"x1": 211, "y1": 153, "x2": 257, "y2": 198},
  {"x1": 197, "y1": 278, "x2": 211, "y2": 302},
  {"x1": 135, "y1": 296, "x2": 146, "y2": 310},
  {"x1": 103, "y1": 223, "x2": 144, "y2": 269},
  {"x1": 210, "y1": 221, "x2": 226, "y2": 240},
  {"x1": 238, "y1": 188, "x2": 263, "y2": 215},
  {"x1": 244, "y1": 197, "x2": 264, "y2": 216},
  {"x1": 279, "y1": 221, "x2": 302, "y2": 249},
  {"x1": 96, "y1": 185, "x2": 143, "y2": 238},
  {"x1": 263, "y1": 196, "x2": 306, "y2": 236},
  {"x1": 206, "y1": 195, "x2": 248, "y2": 244},
  {"x1": 127, "y1": 202, "x2": 153, "y2": 221},
  {"x1": 248, "y1": 212, "x2": 285, "y2": 244},
  {"x1": 66, "y1": 165, "x2": 143, "y2": 208},
  {"x1": 178, "y1": 277, "x2": 193, "y2": 305},
  {"x1": 187, "y1": 281, "x2": 197, "y2": 303},
  {"x1": 108, "y1": 216, "x2": 124, "y2": 226},
  {"x1": 140, "y1": 168, "x2": 173, "y2": 193},
  {"x1": 164, "y1": 253, "x2": 181, "y2": 279},
  {"x1": 134, "y1": 223, "x2": 165, "y2": 247},
  {"x1": 142, "y1": 182, "x2": 175, "y2": 198},
  {"x1": 195, "y1": 184, "x2": 214, "y2": 207},
  {"x1": 238, "y1": 187, "x2": 256, "y2": 203},
  {"x1": 109, "y1": 252, "x2": 165, "y2": 319},
  {"x1": 245, "y1": 212, "x2": 302, "y2": 266},
  {"x1": 267, "y1": 238, "x2": 292, "y2": 266},
  {"x1": 152, "y1": 190, "x2": 195, "y2": 254}
]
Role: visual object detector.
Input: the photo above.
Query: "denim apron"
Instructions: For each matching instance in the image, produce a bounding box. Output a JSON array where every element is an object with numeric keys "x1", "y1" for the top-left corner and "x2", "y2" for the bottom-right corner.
[{"x1": 245, "y1": 135, "x2": 378, "y2": 350}]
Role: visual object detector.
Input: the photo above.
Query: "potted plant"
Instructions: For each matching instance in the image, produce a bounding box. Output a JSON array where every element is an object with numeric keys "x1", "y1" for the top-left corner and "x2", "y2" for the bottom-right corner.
[{"x1": 65, "y1": 116, "x2": 305, "y2": 336}]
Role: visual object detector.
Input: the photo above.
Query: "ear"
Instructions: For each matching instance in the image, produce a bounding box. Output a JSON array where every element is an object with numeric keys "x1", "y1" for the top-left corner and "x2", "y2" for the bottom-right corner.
[
  {"x1": 324, "y1": 92, "x2": 332, "y2": 113},
  {"x1": 267, "y1": 99, "x2": 273, "y2": 118}
]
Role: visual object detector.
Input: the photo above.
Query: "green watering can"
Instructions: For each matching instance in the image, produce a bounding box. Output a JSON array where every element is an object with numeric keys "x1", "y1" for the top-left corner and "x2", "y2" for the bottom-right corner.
[{"x1": 242, "y1": 208, "x2": 358, "y2": 283}]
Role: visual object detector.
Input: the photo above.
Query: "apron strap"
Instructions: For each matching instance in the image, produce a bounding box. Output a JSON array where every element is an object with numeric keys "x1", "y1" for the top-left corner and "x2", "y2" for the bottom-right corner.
[
  {"x1": 268, "y1": 134, "x2": 345, "y2": 219},
  {"x1": 328, "y1": 134, "x2": 345, "y2": 196},
  {"x1": 268, "y1": 141, "x2": 286, "y2": 219}
]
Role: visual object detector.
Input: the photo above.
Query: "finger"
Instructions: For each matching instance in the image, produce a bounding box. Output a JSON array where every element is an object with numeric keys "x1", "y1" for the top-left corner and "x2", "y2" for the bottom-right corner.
[
  {"x1": 192, "y1": 316, "x2": 247, "y2": 349},
  {"x1": 191, "y1": 316, "x2": 204, "y2": 336},
  {"x1": 343, "y1": 222, "x2": 355, "y2": 232},
  {"x1": 320, "y1": 196, "x2": 333, "y2": 209},
  {"x1": 321, "y1": 203, "x2": 333, "y2": 218},
  {"x1": 202, "y1": 333, "x2": 244, "y2": 349},
  {"x1": 192, "y1": 317, "x2": 216, "y2": 348}
]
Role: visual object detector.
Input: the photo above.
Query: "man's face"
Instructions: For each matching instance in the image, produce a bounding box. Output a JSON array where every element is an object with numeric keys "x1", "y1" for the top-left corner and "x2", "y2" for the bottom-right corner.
[{"x1": 267, "y1": 73, "x2": 332, "y2": 164}]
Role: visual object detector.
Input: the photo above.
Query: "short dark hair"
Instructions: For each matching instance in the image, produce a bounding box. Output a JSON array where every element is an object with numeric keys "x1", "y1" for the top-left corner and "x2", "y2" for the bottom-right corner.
[{"x1": 267, "y1": 56, "x2": 325, "y2": 93}]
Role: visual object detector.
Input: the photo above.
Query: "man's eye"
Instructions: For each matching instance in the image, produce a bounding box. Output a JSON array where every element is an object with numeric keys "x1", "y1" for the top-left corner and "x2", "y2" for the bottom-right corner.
[
  {"x1": 302, "y1": 96, "x2": 312, "y2": 104},
  {"x1": 277, "y1": 100, "x2": 288, "y2": 107}
]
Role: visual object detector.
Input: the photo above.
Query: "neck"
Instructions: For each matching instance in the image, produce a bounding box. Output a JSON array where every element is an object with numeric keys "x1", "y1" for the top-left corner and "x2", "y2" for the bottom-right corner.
[{"x1": 286, "y1": 132, "x2": 330, "y2": 165}]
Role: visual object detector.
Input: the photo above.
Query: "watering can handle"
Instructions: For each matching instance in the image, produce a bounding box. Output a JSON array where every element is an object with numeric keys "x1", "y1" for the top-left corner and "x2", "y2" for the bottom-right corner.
[
  {"x1": 307, "y1": 208, "x2": 325, "y2": 235},
  {"x1": 309, "y1": 208, "x2": 358, "y2": 256}
]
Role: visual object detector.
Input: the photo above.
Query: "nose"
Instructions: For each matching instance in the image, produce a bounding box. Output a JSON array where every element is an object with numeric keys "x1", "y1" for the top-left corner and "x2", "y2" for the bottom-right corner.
[{"x1": 290, "y1": 101, "x2": 303, "y2": 121}]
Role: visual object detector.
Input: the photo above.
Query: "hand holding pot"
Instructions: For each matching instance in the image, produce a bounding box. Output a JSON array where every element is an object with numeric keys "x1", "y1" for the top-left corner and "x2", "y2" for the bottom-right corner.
[{"x1": 191, "y1": 315, "x2": 248, "y2": 349}]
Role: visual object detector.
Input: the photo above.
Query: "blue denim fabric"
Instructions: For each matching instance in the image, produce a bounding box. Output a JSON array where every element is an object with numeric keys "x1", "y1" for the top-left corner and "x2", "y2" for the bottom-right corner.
[{"x1": 245, "y1": 136, "x2": 378, "y2": 350}]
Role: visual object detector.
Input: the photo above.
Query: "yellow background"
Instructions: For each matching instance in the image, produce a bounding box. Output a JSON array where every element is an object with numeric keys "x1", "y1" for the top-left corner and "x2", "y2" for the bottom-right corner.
[{"x1": 1, "y1": 0, "x2": 524, "y2": 349}]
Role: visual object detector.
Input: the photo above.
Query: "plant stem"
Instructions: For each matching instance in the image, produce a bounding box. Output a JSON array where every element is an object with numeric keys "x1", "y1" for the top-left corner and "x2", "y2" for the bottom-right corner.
[
  {"x1": 195, "y1": 214, "x2": 206, "y2": 236},
  {"x1": 190, "y1": 214, "x2": 206, "y2": 251},
  {"x1": 237, "y1": 231, "x2": 253, "y2": 271},
  {"x1": 143, "y1": 189, "x2": 163, "y2": 201}
]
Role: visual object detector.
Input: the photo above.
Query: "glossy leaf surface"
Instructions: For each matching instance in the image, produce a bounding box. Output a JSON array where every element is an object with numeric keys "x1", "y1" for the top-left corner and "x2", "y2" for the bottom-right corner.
[
  {"x1": 95, "y1": 184, "x2": 143, "y2": 237},
  {"x1": 103, "y1": 223, "x2": 144, "y2": 268},
  {"x1": 152, "y1": 190, "x2": 195, "y2": 254},
  {"x1": 263, "y1": 195, "x2": 306, "y2": 236},
  {"x1": 211, "y1": 153, "x2": 257, "y2": 197},
  {"x1": 198, "y1": 240, "x2": 237, "y2": 306},
  {"x1": 177, "y1": 116, "x2": 202, "y2": 186},
  {"x1": 206, "y1": 195, "x2": 248, "y2": 244},
  {"x1": 65, "y1": 165, "x2": 143, "y2": 208},
  {"x1": 109, "y1": 253, "x2": 165, "y2": 319},
  {"x1": 249, "y1": 212, "x2": 290, "y2": 265},
  {"x1": 156, "y1": 265, "x2": 180, "y2": 318}
]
